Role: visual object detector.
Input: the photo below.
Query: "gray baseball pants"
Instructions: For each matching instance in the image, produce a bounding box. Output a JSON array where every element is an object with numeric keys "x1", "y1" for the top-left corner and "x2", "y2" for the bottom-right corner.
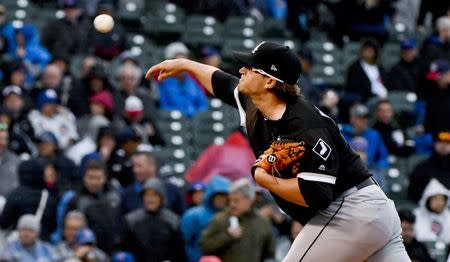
[{"x1": 283, "y1": 184, "x2": 411, "y2": 262}]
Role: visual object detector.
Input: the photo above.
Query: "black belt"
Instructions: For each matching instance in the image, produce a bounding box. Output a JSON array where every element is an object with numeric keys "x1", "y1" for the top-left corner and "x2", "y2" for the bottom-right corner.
[{"x1": 356, "y1": 176, "x2": 378, "y2": 190}]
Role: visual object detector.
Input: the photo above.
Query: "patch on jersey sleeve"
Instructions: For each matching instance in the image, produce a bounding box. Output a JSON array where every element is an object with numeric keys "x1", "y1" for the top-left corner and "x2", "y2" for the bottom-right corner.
[{"x1": 312, "y1": 138, "x2": 332, "y2": 161}]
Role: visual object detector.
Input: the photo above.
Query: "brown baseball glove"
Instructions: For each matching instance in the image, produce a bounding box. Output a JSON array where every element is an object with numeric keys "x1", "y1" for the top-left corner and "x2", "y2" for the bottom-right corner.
[{"x1": 252, "y1": 139, "x2": 306, "y2": 177}]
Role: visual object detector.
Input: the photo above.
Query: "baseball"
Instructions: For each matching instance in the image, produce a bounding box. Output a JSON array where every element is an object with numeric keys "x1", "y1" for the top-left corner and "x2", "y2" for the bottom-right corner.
[{"x1": 93, "y1": 14, "x2": 114, "y2": 33}]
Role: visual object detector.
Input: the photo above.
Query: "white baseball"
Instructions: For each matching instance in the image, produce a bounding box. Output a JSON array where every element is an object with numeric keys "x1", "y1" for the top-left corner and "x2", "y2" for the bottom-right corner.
[{"x1": 93, "y1": 14, "x2": 114, "y2": 33}]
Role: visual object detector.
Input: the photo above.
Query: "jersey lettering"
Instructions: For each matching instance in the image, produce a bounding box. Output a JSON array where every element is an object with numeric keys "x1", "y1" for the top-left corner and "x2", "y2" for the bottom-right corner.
[{"x1": 313, "y1": 138, "x2": 332, "y2": 161}]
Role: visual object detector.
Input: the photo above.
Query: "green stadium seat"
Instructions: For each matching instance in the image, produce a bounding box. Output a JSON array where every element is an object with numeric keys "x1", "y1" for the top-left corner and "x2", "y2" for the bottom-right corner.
[
  {"x1": 423, "y1": 241, "x2": 449, "y2": 262},
  {"x1": 182, "y1": 16, "x2": 224, "y2": 48},
  {"x1": 387, "y1": 91, "x2": 417, "y2": 113},
  {"x1": 385, "y1": 157, "x2": 409, "y2": 201},
  {"x1": 224, "y1": 16, "x2": 261, "y2": 38},
  {"x1": 117, "y1": 0, "x2": 144, "y2": 30}
]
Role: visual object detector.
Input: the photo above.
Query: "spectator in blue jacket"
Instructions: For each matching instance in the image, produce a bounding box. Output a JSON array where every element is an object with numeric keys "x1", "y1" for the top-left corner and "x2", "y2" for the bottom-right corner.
[
  {"x1": 181, "y1": 175, "x2": 231, "y2": 262},
  {"x1": 0, "y1": 214, "x2": 57, "y2": 261},
  {"x1": 5, "y1": 24, "x2": 52, "y2": 86},
  {"x1": 341, "y1": 103, "x2": 389, "y2": 170},
  {"x1": 157, "y1": 42, "x2": 208, "y2": 118}
]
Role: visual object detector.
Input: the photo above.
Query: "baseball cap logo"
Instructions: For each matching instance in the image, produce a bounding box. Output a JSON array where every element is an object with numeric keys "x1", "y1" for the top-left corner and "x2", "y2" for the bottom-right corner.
[
  {"x1": 252, "y1": 41, "x2": 265, "y2": 54},
  {"x1": 271, "y1": 65, "x2": 277, "y2": 71}
]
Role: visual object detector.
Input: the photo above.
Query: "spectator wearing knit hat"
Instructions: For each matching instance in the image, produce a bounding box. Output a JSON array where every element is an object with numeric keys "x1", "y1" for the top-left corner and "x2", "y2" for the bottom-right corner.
[
  {"x1": 112, "y1": 96, "x2": 165, "y2": 147},
  {"x1": 157, "y1": 42, "x2": 208, "y2": 118},
  {"x1": 76, "y1": 90, "x2": 114, "y2": 139},
  {"x1": 0, "y1": 214, "x2": 57, "y2": 261},
  {"x1": 28, "y1": 89, "x2": 79, "y2": 150}
]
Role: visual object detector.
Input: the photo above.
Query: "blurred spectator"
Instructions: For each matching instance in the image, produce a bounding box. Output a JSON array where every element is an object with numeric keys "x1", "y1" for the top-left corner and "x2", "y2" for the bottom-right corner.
[
  {"x1": 297, "y1": 47, "x2": 321, "y2": 104},
  {"x1": 255, "y1": 188, "x2": 289, "y2": 236},
  {"x1": 28, "y1": 89, "x2": 79, "y2": 150},
  {"x1": 417, "y1": 2, "x2": 450, "y2": 33},
  {"x1": 318, "y1": 89, "x2": 342, "y2": 124},
  {"x1": 199, "y1": 256, "x2": 222, "y2": 262},
  {"x1": 41, "y1": 0, "x2": 93, "y2": 65},
  {"x1": 67, "y1": 115, "x2": 110, "y2": 166},
  {"x1": 113, "y1": 63, "x2": 157, "y2": 117},
  {"x1": 79, "y1": 126, "x2": 117, "y2": 179},
  {"x1": 393, "y1": 0, "x2": 421, "y2": 34},
  {"x1": 186, "y1": 128, "x2": 255, "y2": 183},
  {"x1": 0, "y1": 123, "x2": 19, "y2": 197},
  {"x1": 0, "y1": 4, "x2": 12, "y2": 53},
  {"x1": 199, "y1": 178, "x2": 275, "y2": 262},
  {"x1": 413, "y1": 178, "x2": 450, "y2": 244},
  {"x1": 121, "y1": 178, "x2": 186, "y2": 261},
  {"x1": 200, "y1": 46, "x2": 222, "y2": 69},
  {"x1": 341, "y1": 104, "x2": 389, "y2": 170},
  {"x1": 112, "y1": 251, "x2": 135, "y2": 262},
  {"x1": 32, "y1": 64, "x2": 64, "y2": 100},
  {"x1": 0, "y1": 214, "x2": 57, "y2": 261},
  {"x1": 36, "y1": 131, "x2": 77, "y2": 188},
  {"x1": 345, "y1": 39, "x2": 388, "y2": 105},
  {"x1": 1, "y1": 85, "x2": 37, "y2": 156},
  {"x1": 66, "y1": 160, "x2": 121, "y2": 254},
  {"x1": 54, "y1": 210, "x2": 86, "y2": 259},
  {"x1": 332, "y1": 0, "x2": 394, "y2": 44},
  {"x1": 112, "y1": 96, "x2": 165, "y2": 147},
  {"x1": 419, "y1": 17, "x2": 450, "y2": 81},
  {"x1": 0, "y1": 159, "x2": 58, "y2": 241},
  {"x1": 77, "y1": 91, "x2": 114, "y2": 137},
  {"x1": 121, "y1": 150, "x2": 185, "y2": 216},
  {"x1": 108, "y1": 127, "x2": 140, "y2": 186},
  {"x1": 71, "y1": 228, "x2": 109, "y2": 261},
  {"x1": 91, "y1": 3, "x2": 128, "y2": 61},
  {"x1": 186, "y1": 182, "x2": 206, "y2": 208},
  {"x1": 68, "y1": 63, "x2": 114, "y2": 118},
  {"x1": 423, "y1": 59, "x2": 450, "y2": 135},
  {"x1": 181, "y1": 175, "x2": 231, "y2": 262},
  {"x1": 398, "y1": 209, "x2": 434, "y2": 262},
  {"x1": 286, "y1": 0, "x2": 318, "y2": 41},
  {"x1": 408, "y1": 130, "x2": 450, "y2": 202},
  {"x1": 372, "y1": 99, "x2": 415, "y2": 157},
  {"x1": 4, "y1": 24, "x2": 52, "y2": 87},
  {"x1": 157, "y1": 42, "x2": 208, "y2": 118},
  {"x1": 275, "y1": 220, "x2": 303, "y2": 262},
  {"x1": 1, "y1": 60, "x2": 28, "y2": 89},
  {"x1": 385, "y1": 38, "x2": 421, "y2": 92}
]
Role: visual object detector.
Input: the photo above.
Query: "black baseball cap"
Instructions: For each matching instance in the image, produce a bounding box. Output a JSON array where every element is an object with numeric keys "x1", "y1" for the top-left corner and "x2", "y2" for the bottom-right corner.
[{"x1": 233, "y1": 41, "x2": 302, "y2": 85}]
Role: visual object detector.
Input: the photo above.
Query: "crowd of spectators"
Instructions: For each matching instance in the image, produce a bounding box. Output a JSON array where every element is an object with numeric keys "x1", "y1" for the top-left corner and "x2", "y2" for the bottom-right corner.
[{"x1": 0, "y1": 0, "x2": 449, "y2": 261}]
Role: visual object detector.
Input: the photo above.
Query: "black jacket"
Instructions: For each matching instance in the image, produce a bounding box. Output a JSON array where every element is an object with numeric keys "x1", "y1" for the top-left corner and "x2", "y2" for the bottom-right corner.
[
  {"x1": 408, "y1": 153, "x2": 450, "y2": 203},
  {"x1": 385, "y1": 58, "x2": 420, "y2": 92},
  {"x1": 346, "y1": 60, "x2": 386, "y2": 103},
  {"x1": 66, "y1": 185, "x2": 122, "y2": 254},
  {"x1": 0, "y1": 159, "x2": 58, "y2": 240},
  {"x1": 405, "y1": 238, "x2": 435, "y2": 262},
  {"x1": 372, "y1": 121, "x2": 415, "y2": 157},
  {"x1": 121, "y1": 208, "x2": 186, "y2": 262}
]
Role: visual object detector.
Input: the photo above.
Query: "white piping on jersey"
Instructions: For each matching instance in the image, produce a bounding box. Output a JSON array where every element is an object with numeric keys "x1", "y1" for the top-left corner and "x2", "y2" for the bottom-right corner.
[
  {"x1": 297, "y1": 172, "x2": 336, "y2": 184},
  {"x1": 234, "y1": 86, "x2": 246, "y2": 127}
]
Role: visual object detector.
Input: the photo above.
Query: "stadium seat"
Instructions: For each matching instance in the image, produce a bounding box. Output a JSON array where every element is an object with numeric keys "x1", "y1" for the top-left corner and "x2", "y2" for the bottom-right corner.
[
  {"x1": 423, "y1": 241, "x2": 449, "y2": 262},
  {"x1": 142, "y1": 2, "x2": 185, "y2": 44},
  {"x1": 117, "y1": 0, "x2": 144, "y2": 30},
  {"x1": 182, "y1": 15, "x2": 224, "y2": 48},
  {"x1": 387, "y1": 91, "x2": 417, "y2": 113},
  {"x1": 224, "y1": 16, "x2": 261, "y2": 38},
  {"x1": 385, "y1": 157, "x2": 409, "y2": 201}
]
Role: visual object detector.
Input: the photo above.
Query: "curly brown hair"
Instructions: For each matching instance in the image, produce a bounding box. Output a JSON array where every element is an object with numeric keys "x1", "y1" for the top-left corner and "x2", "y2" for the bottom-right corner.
[{"x1": 271, "y1": 81, "x2": 301, "y2": 103}]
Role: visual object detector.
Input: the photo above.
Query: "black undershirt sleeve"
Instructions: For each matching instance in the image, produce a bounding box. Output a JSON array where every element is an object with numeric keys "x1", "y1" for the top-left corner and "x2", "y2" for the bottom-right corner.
[{"x1": 211, "y1": 70, "x2": 247, "y2": 109}]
